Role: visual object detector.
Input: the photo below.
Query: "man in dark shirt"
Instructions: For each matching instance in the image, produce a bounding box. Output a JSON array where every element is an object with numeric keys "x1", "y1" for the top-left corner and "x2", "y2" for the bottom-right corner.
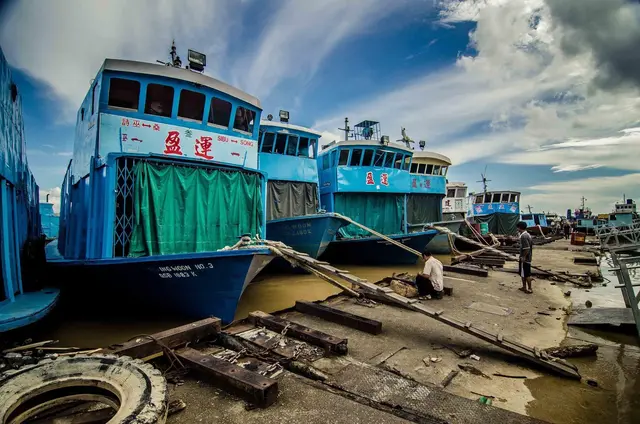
[{"x1": 517, "y1": 221, "x2": 533, "y2": 293}]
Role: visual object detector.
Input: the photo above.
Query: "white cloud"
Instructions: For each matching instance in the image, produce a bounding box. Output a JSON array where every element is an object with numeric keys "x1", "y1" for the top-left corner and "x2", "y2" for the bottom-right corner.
[
  {"x1": 551, "y1": 164, "x2": 602, "y2": 173},
  {"x1": 40, "y1": 187, "x2": 61, "y2": 214}
]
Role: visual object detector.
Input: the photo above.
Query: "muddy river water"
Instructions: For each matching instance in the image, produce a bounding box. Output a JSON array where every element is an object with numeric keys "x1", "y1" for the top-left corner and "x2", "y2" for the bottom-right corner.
[{"x1": 12, "y1": 253, "x2": 640, "y2": 423}]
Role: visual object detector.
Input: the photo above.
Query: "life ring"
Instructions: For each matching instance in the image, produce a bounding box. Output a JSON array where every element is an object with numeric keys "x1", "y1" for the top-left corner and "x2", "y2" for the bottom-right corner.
[{"x1": 0, "y1": 354, "x2": 168, "y2": 423}]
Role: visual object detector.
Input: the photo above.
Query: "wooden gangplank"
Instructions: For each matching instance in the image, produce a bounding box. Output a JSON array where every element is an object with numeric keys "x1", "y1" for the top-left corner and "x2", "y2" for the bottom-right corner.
[{"x1": 272, "y1": 245, "x2": 581, "y2": 380}]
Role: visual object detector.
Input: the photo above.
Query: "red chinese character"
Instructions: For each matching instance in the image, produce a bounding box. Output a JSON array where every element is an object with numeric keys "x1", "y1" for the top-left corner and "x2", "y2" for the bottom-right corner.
[
  {"x1": 153, "y1": 123, "x2": 160, "y2": 131},
  {"x1": 133, "y1": 120, "x2": 141, "y2": 128},
  {"x1": 445, "y1": 200, "x2": 451, "y2": 206},
  {"x1": 163, "y1": 131, "x2": 183, "y2": 155},
  {"x1": 122, "y1": 134, "x2": 128, "y2": 142},
  {"x1": 380, "y1": 173, "x2": 389, "y2": 186},
  {"x1": 425, "y1": 179, "x2": 431, "y2": 188},
  {"x1": 194, "y1": 136, "x2": 213, "y2": 160},
  {"x1": 365, "y1": 171, "x2": 375, "y2": 185},
  {"x1": 121, "y1": 118, "x2": 130, "y2": 126},
  {"x1": 411, "y1": 178, "x2": 417, "y2": 188}
]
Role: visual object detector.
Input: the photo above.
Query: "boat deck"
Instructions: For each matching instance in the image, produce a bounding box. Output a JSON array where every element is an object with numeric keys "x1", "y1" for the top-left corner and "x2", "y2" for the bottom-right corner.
[{"x1": 0, "y1": 290, "x2": 60, "y2": 332}]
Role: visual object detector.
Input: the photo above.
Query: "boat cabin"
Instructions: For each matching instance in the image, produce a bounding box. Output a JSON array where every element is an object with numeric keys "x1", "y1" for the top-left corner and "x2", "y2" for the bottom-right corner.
[
  {"x1": 470, "y1": 191, "x2": 520, "y2": 236},
  {"x1": 258, "y1": 117, "x2": 320, "y2": 220},
  {"x1": 520, "y1": 213, "x2": 549, "y2": 229},
  {"x1": 407, "y1": 151, "x2": 451, "y2": 228},
  {"x1": 608, "y1": 199, "x2": 637, "y2": 226},
  {"x1": 443, "y1": 182, "x2": 469, "y2": 220},
  {"x1": 57, "y1": 58, "x2": 267, "y2": 260},
  {"x1": 318, "y1": 120, "x2": 413, "y2": 237}
]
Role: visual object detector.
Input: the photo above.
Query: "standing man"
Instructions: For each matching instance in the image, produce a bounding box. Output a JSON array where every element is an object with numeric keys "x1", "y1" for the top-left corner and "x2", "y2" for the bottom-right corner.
[
  {"x1": 517, "y1": 221, "x2": 533, "y2": 294},
  {"x1": 416, "y1": 249, "x2": 444, "y2": 300},
  {"x1": 563, "y1": 220, "x2": 571, "y2": 239}
]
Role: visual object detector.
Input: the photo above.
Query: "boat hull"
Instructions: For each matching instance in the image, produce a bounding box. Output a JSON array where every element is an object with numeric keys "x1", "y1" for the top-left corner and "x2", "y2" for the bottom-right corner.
[
  {"x1": 319, "y1": 230, "x2": 438, "y2": 265},
  {"x1": 0, "y1": 289, "x2": 60, "y2": 333},
  {"x1": 46, "y1": 245, "x2": 273, "y2": 324},
  {"x1": 266, "y1": 214, "x2": 348, "y2": 258}
]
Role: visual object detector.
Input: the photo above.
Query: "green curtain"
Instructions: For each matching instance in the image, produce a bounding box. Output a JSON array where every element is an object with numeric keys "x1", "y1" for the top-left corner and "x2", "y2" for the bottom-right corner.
[
  {"x1": 128, "y1": 161, "x2": 263, "y2": 257},
  {"x1": 334, "y1": 193, "x2": 403, "y2": 238},
  {"x1": 474, "y1": 213, "x2": 519, "y2": 236},
  {"x1": 407, "y1": 194, "x2": 443, "y2": 225}
]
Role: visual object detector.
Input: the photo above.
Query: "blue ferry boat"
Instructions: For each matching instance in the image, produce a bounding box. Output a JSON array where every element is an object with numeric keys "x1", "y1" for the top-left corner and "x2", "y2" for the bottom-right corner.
[
  {"x1": 39, "y1": 195, "x2": 59, "y2": 238},
  {"x1": 520, "y1": 211, "x2": 550, "y2": 235},
  {"x1": 607, "y1": 197, "x2": 637, "y2": 227},
  {"x1": 469, "y1": 190, "x2": 521, "y2": 236},
  {"x1": 317, "y1": 120, "x2": 438, "y2": 265},
  {"x1": 0, "y1": 46, "x2": 59, "y2": 332},
  {"x1": 259, "y1": 112, "x2": 348, "y2": 260},
  {"x1": 407, "y1": 150, "x2": 464, "y2": 253},
  {"x1": 46, "y1": 45, "x2": 273, "y2": 323}
]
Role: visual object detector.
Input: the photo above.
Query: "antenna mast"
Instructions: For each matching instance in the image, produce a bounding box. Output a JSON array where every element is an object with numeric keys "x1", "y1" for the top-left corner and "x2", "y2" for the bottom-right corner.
[
  {"x1": 527, "y1": 205, "x2": 532, "y2": 214},
  {"x1": 580, "y1": 196, "x2": 587, "y2": 210},
  {"x1": 476, "y1": 165, "x2": 491, "y2": 192},
  {"x1": 338, "y1": 118, "x2": 351, "y2": 141}
]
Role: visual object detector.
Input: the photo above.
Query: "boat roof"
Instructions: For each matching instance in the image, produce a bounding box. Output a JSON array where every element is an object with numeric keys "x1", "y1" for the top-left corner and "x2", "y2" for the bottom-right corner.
[
  {"x1": 101, "y1": 59, "x2": 261, "y2": 109},
  {"x1": 259, "y1": 120, "x2": 322, "y2": 137},
  {"x1": 475, "y1": 190, "x2": 521, "y2": 195},
  {"x1": 321, "y1": 140, "x2": 414, "y2": 154},
  {"x1": 411, "y1": 151, "x2": 452, "y2": 166},
  {"x1": 447, "y1": 182, "x2": 467, "y2": 188}
]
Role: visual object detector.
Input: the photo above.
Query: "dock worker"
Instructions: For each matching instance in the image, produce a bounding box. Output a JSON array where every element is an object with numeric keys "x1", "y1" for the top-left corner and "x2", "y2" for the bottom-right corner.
[
  {"x1": 416, "y1": 249, "x2": 444, "y2": 300},
  {"x1": 517, "y1": 221, "x2": 533, "y2": 294},
  {"x1": 563, "y1": 221, "x2": 571, "y2": 239}
]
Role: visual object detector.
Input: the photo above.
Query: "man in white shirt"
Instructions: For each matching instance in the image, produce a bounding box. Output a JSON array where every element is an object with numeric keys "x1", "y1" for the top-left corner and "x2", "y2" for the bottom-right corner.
[{"x1": 416, "y1": 249, "x2": 444, "y2": 300}]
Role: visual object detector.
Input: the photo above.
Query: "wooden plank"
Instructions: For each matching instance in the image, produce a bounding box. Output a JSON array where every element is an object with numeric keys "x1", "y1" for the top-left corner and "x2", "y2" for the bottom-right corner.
[
  {"x1": 295, "y1": 301, "x2": 382, "y2": 334},
  {"x1": 443, "y1": 264, "x2": 488, "y2": 278},
  {"x1": 102, "y1": 317, "x2": 221, "y2": 359},
  {"x1": 177, "y1": 348, "x2": 278, "y2": 408},
  {"x1": 574, "y1": 257, "x2": 598, "y2": 265},
  {"x1": 249, "y1": 311, "x2": 348, "y2": 354}
]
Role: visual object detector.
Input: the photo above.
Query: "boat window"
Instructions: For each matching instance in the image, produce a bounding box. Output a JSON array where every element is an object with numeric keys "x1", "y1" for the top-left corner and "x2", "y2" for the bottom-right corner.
[
  {"x1": 338, "y1": 149, "x2": 350, "y2": 166},
  {"x1": 522, "y1": 214, "x2": 533, "y2": 220},
  {"x1": 108, "y1": 78, "x2": 140, "y2": 110},
  {"x1": 476, "y1": 195, "x2": 484, "y2": 203},
  {"x1": 417, "y1": 163, "x2": 426, "y2": 174},
  {"x1": 403, "y1": 155, "x2": 411, "y2": 170},
  {"x1": 144, "y1": 83, "x2": 174, "y2": 117},
  {"x1": 456, "y1": 188, "x2": 467, "y2": 198},
  {"x1": 508, "y1": 193, "x2": 516, "y2": 202},
  {"x1": 350, "y1": 149, "x2": 363, "y2": 166},
  {"x1": 433, "y1": 165, "x2": 441, "y2": 175},
  {"x1": 501, "y1": 193, "x2": 510, "y2": 202},
  {"x1": 441, "y1": 166, "x2": 448, "y2": 176},
  {"x1": 322, "y1": 154, "x2": 330, "y2": 170},
  {"x1": 447, "y1": 189, "x2": 456, "y2": 197},
  {"x1": 298, "y1": 137, "x2": 310, "y2": 157},
  {"x1": 178, "y1": 89, "x2": 205, "y2": 122},
  {"x1": 492, "y1": 193, "x2": 501, "y2": 203},
  {"x1": 330, "y1": 150, "x2": 337, "y2": 167},
  {"x1": 383, "y1": 152, "x2": 395, "y2": 168},
  {"x1": 513, "y1": 194, "x2": 519, "y2": 202},
  {"x1": 373, "y1": 150, "x2": 385, "y2": 167},
  {"x1": 393, "y1": 154, "x2": 403, "y2": 169},
  {"x1": 261, "y1": 132, "x2": 275, "y2": 153},
  {"x1": 286, "y1": 135, "x2": 299, "y2": 156},
  {"x1": 233, "y1": 106, "x2": 255, "y2": 133},
  {"x1": 208, "y1": 97, "x2": 232, "y2": 127},
  {"x1": 362, "y1": 149, "x2": 374, "y2": 167},
  {"x1": 274, "y1": 133, "x2": 287, "y2": 154},
  {"x1": 308, "y1": 139, "x2": 317, "y2": 158},
  {"x1": 410, "y1": 163, "x2": 418, "y2": 173},
  {"x1": 425, "y1": 164, "x2": 433, "y2": 175}
]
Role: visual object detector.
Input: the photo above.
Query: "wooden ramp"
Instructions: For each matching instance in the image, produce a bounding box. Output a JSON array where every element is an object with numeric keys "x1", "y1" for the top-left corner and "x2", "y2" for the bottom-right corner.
[{"x1": 267, "y1": 243, "x2": 581, "y2": 380}]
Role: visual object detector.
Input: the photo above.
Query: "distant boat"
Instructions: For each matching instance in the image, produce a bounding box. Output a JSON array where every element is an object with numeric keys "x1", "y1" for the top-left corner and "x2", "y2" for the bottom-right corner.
[
  {"x1": 0, "y1": 46, "x2": 59, "y2": 333},
  {"x1": 39, "y1": 196, "x2": 59, "y2": 240},
  {"x1": 520, "y1": 212, "x2": 551, "y2": 235},
  {"x1": 46, "y1": 44, "x2": 273, "y2": 323},
  {"x1": 317, "y1": 120, "x2": 437, "y2": 265},
  {"x1": 468, "y1": 190, "x2": 521, "y2": 236},
  {"x1": 258, "y1": 116, "x2": 348, "y2": 264}
]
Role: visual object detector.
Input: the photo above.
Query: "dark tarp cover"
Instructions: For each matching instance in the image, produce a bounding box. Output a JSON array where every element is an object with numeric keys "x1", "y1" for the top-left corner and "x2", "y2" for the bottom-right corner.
[
  {"x1": 407, "y1": 194, "x2": 443, "y2": 225},
  {"x1": 128, "y1": 161, "x2": 263, "y2": 257},
  {"x1": 474, "y1": 212, "x2": 519, "y2": 236},
  {"x1": 334, "y1": 192, "x2": 403, "y2": 238},
  {"x1": 266, "y1": 181, "x2": 318, "y2": 221}
]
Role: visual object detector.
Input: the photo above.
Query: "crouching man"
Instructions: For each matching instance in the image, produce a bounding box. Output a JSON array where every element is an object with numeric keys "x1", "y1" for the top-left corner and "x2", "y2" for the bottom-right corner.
[{"x1": 416, "y1": 249, "x2": 444, "y2": 300}]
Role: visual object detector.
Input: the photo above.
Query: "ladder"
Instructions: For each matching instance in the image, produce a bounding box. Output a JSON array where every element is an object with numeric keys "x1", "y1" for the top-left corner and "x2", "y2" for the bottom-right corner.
[{"x1": 261, "y1": 241, "x2": 581, "y2": 380}]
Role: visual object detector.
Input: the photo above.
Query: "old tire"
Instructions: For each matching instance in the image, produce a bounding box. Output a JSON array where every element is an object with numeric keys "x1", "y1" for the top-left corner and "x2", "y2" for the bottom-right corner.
[{"x1": 0, "y1": 354, "x2": 168, "y2": 424}]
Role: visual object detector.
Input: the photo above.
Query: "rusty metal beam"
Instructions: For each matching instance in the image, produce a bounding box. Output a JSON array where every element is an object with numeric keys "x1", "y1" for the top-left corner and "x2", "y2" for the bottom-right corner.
[
  {"x1": 102, "y1": 317, "x2": 221, "y2": 359},
  {"x1": 295, "y1": 301, "x2": 382, "y2": 335},
  {"x1": 177, "y1": 348, "x2": 278, "y2": 408},
  {"x1": 248, "y1": 311, "x2": 348, "y2": 354}
]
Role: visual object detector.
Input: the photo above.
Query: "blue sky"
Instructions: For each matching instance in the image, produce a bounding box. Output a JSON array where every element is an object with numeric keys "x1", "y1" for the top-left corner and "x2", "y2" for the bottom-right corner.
[{"x1": 2, "y1": 0, "x2": 640, "y2": 214}]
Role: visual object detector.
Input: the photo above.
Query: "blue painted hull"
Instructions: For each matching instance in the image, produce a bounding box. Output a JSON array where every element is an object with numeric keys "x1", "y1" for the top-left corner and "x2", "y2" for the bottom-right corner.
[
  {"x1": 319, "y1": 230, "x2": 438, "y2": 265},
  {"x1": 266, "y1": 214, "x2": 348, "y2": 258},
  {"x1": 0, "y1": 289, "x2": 60, "y2": 333},
  {"x1": 409, "y1": 220, "x2": 464, "y2": 254},
  {"x1": 46, "y1": 244, "x2": 273, "y2": 323}
]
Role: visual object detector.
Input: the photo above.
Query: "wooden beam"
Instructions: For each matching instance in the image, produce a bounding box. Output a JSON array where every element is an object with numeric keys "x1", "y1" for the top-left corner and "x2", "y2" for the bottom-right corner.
[
  {"x1": 102, "y1": 317, "x2": 221, "y2": 359},
  {"x1": 177, "y1": 348, "x2": 278, "y2": 408},
  {"x1": 248, "y1": 311, "x2": 348, "y2": 354},
  {"x1": 295, "y1": 301, "x2": 382, "y2": 335},
  {"x1": 443, "y1": 264, "x2": 488, "y2": 278},
  {"x1": 574, "y1": 257, "x2": 598, "y2": 265}
]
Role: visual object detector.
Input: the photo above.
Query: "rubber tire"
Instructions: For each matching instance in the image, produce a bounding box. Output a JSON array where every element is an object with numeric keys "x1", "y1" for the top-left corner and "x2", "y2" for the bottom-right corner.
[{"x1": 0, "y1": 354, "x2": 168, "y2": 424}]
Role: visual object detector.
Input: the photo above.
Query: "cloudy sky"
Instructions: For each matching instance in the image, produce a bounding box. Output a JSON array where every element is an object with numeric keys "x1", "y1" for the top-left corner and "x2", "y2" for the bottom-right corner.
[{"x1": 1, "y1": 0, "x2": 640, "y2": 214}]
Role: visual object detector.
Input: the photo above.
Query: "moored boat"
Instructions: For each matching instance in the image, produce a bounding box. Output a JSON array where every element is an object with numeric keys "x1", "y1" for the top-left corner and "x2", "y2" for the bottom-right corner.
[
  {"x1": 258, "y1": 113, "x2": 348, "y2": 262},
  {"x1": 46, "y1": 45, "x2": 273, "y2": 323},
  {"x1": 520, "y1": 211, "x2": 550, "y2": 236},
  {"x1": 317, "y1": 120, "x2": 437, "y2": 265},
  {"x1": 0, "y1": 45, "x2": 59, "y2": 332},
  {"x1": 468, "y1": 190, "x2": 521, "y2": 237}
]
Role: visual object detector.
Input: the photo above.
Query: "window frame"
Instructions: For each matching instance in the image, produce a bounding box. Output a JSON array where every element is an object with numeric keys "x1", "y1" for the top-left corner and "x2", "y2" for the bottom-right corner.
[
  {"x1": 107, "y1": 77, "x2": 141, "y2": 112},
  {"x1": 261, "y1": 131, "x2": 275, "y2": 153},
  {"x1": 208, "y1": 97, "x2": 233, "y2": 129},
  {"x1": 362, "y1": 149, "x2": 374, "y2": 167},
  {"x1": 338, "y1": 149, "x2": 350, "y2": 166},
  {"x1": 286, "y1": 135, "x2": 299, "y2": 156},
  {"x1": 232, "y1": 106, "x2": 255, "y2": 135},
  {"x1": 349, "y1": 148, "x2": 363, "y2": 166},
  {"x1": 177, "y1": 88, "x2": 206, "y2": 123},
  {"x1": 144, "y1": 83, "x2": 175, "y2": 118}
]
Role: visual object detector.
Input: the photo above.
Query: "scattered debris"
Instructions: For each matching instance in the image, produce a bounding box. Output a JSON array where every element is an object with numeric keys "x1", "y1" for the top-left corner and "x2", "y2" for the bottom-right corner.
[
  {"x1": 430, "y1": 357, "x2": 442, "y2": 363},
  {"x1": 168, "y1": 399, "x2": 187, "y2": 416},
  {"x1": 422, "y1": 357, "x2": 431, "y2": 367},
  {"x1": 493, "y1": 373, "x2": 527, "y2": 379},
  {"x1": 458, "y1": 363, "x2": 491, "y2": 379},
  {"x1": 440, "y1": 370, "x2": 459, "y2": 388},
  {"x1": 470, "y1": 354, "x2": 481, "y2": 361},
  {"x1": 564, "y1": 291, "x2": 572, "y2": 297},
  {"x1": 586, "y1": 379, "x2": 598, "y2": 387},
  {"x1": 478, "y1": 396, "x2": 493, "y2": 406},
  {"x1": 537, "y1": 311, "x2": 552, "y2": 316},
  {"x1": 543, "y1": 344, "x2": 598, "y2": 359},
  {"x1": 585, "y1": 300, "x2": 593, "y2": 308},
  {"x1": 548, "y1": 307, "x2": 557, "y2": 311}
]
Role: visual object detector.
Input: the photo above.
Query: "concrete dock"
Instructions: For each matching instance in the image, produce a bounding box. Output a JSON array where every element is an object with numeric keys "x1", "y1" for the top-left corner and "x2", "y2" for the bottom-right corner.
[{"x1": 164, "y1": 239, "x2": 620, "y2": 424}]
